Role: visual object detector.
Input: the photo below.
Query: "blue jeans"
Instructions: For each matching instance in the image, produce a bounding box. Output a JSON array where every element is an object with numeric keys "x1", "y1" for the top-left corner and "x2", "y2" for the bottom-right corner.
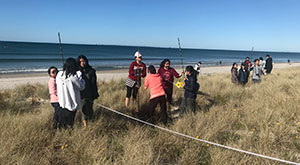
[{"x1": 51, "y1": 102, "x2": 60, "y2": 129}]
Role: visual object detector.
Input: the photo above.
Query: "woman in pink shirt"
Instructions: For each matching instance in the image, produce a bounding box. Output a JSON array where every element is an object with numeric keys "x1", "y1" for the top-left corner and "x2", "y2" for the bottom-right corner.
[
  {"x1": 144, "y1": 65, "x2": 168, "y2": 124},
  {"x1": 48, "y1": 66, "x2": 59, "y2": 129}
]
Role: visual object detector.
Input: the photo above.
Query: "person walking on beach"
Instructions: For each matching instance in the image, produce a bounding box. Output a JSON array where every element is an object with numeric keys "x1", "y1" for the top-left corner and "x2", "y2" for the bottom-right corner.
[
  {"x1": 56, "y1": 58, "x2": 85, "y2": 129},
  {"x1": 180, "y1": 66, "x2": 199, "y2": 114},
  {"x1": 125, "y1": 51, "x2": 146, "y2": 111},
  {"x1": 77, "y1": 55, "x2": 99, "y2": 128},
  {"x1": 238, "y1": 63, "x2": 247, "y2": 86},
  {"x1": 158, "y1": 59, "x2": 183, "y2": 105},
  {"x1": 251, "y1": 59, "x2": 264, "y2": 83},
  {"x1": 194, "y1": 61, "x2": 201, "y2": 75},
  {"x1": 265, "y1": 54, "x2": 273, "y2": 74},
  {"x1": 48, "y1": 66, "x2": 59, "y2": 129},
  {"x1": 231, "y1": 63, "x2": 238, "y2": 83},
  {"x1": 144, "y1": 65, "x2": 168, "y2": 124}
]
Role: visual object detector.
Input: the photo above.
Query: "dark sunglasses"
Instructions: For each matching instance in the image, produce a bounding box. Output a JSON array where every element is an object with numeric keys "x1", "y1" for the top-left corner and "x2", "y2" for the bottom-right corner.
[{"x1": 51, "y1": 70, "x2": 58, "y2": 74}]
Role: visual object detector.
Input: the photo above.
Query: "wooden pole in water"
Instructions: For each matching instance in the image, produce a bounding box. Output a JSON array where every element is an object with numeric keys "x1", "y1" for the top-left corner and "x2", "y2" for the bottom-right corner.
[
  {"x1": 177, "y1": 38, "x2": 184, "y2": 73},
  {"x1": 58, "y1": 32, "x2": 64, "y2": 65}
]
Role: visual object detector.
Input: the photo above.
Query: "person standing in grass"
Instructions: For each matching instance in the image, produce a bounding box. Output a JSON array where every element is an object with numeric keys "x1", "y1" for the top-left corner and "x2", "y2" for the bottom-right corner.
[
  {"x1": 180, "y1": 66, "x2": 199, "y2": 114},
  {"x1": 231, "y1": 63, "x2": 238, "y2": 83},
  {"x1": 158, "y1": 59, "x2": 183, "y2": 105},
  {"x1": 125, "y1": 51, "x2": 146, "y2": 110},
  {"x1": 48, "y1": 66, "x2": 59, "y2": 129},
  {"x1": 77, "y1": 55, "x2": 99, "y2": 128},
  {"x1": 265, "y1": 54, "x2": 273, "y2": 74},
  {"x1": 144, "y1": 65, "x2": 168, "y2": 124},
  {"x1": 238, "y1": 63, "x2": 247, "y2": 86},
  {"x1": 56, "y1": 58, "x2": 85, "y2": 129},
  {"x1": 251, "y1": 59, "x2": 264, "y2": 83},
  {"x1": 244, "y1": 57, "x2": 252, "y2": 83}
]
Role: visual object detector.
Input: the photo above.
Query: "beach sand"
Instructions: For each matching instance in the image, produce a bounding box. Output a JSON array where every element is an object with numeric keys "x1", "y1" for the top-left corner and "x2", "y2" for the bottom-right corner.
[{"x1": 1, "y1": 63, "x2": 300, "y2": 90}]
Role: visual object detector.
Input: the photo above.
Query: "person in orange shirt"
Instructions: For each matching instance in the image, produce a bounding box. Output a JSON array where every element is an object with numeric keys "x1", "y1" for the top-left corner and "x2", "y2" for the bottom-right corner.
[{"x1": 144, "y1": 65, "x2": 168, "y2": 124}]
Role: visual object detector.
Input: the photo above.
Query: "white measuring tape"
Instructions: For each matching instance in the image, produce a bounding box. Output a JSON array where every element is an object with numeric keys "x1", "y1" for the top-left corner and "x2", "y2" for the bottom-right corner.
[{"x1": 96, "y1": 103, "x2": 299, "y2": 165}]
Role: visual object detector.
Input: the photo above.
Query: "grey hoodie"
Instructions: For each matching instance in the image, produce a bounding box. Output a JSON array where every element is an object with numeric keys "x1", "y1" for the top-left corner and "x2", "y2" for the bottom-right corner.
[{"x1": 252, "y1": 65, "x2": 264, "y2": 80}]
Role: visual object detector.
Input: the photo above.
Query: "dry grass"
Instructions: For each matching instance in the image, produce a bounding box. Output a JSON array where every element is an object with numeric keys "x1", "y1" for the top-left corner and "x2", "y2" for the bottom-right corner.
[{"x1": 1, "y1": 68, "x2": 300, "y2": 164}]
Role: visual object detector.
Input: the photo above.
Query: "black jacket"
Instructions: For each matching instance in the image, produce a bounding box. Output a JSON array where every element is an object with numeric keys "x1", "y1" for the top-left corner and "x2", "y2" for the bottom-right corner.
[
  {"x1": 265, "y1": 58, "x2": 273, "y2": 73},
  {"x1": 80, "y1": 65, "x2": 99, "y2": 100},
  {"x1": 238, "y1": 68, "x2": 247, "y2": 83},
  {"x1": 183, "y1": 75, "x2": 199, "y2": 99}
]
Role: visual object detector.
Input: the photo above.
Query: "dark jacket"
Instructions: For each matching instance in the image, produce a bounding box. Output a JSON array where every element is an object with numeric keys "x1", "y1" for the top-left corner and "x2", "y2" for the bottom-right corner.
[
  {"x1": 231, "y1": 68, "x2": 238, "y2": 83},
  {"x1": 238, "y1": 68, "x2": 247, "y2": 84},
  {"x1": 183, "y1": 75, "x2": 199, "y2": 99},
  {"x1": 265, "y1": 57, "x2": 273, "y2": 73},
  {"x1": 80, "y1": 65, "x2": 99, "y2": 100}
]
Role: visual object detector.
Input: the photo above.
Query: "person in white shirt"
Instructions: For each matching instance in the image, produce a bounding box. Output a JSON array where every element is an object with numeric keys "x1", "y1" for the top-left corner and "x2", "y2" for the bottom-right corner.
[
  {"x1": 194, "y1": 61, "x2": 201, "y2": 75},
  {"x1": 56, "y1": 58, "x2": 85, "y2": 128}
]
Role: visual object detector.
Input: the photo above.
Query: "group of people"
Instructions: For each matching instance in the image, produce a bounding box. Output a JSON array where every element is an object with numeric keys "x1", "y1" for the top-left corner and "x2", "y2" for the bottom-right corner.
[
  {"x1": 231, "y1": 54, "x2": 273, "y2": 85},
  {"x1": 125, "y1": 51, "x2": 200, "y2": 124},
  {"x1": 48, "y1": 51, "x2": 200, "y2": 128},
  {"x1": 48, "y1": 55, "x2": 99, "y2": 129}
]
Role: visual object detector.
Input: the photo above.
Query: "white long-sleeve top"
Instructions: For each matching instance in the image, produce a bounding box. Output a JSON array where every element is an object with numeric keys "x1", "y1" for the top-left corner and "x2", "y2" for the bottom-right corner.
[{"x1": 56, "y1": 70, "x2": 85, "y2": 111}]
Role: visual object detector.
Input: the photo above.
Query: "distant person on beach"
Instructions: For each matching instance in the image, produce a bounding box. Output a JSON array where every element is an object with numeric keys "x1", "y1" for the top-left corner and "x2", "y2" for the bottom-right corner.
[
  {"x1": 194, "y1": 61, "x2": 201, "y2": 75},
  {"x1": 125, "y1": 51, "x2": 146, "y2": 111},
  {"x1": 238, "y1": 63, "x2": 247, "y2": 86},
  {"x1": 77, "y1": 55, "x2": 99, "y2": 128},
  {"x1": 251, "y1": 59, "x2": 264, "y2": 83},
  {"x1": 231, "y1": 63, "x2": 238, "y2": 83},
  {"x1": 288, "y1": 59, "x2": 291, "y2": 65},
  {"x1": 144, "y1": 65, "x2": 168, "y2": 124},
  {"x1": 158, "y1": 59, "x2": 183, "y2": 105},
  {"x1": 265, "y1": 54, "x2": 273, "y2": 74},
  {"x1": 56, "y1": 58, "x2": 85, "y2": 128},
  {"x1": 48, "y1": 66, "x2": 59, "y2": 129},
  {"x1": 180, "y1": 66, "x2": 199, "y2": 114}
]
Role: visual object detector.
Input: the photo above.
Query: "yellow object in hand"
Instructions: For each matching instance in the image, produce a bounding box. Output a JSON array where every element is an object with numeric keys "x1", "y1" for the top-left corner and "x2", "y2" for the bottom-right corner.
[{"x1": 176, "y1": 81, "x2": 184, "y2": 89}]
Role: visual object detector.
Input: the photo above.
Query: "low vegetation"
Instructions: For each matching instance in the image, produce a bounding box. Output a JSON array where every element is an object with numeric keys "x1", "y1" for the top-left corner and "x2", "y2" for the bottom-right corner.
[{"x1": 0, "y1": 67, "x2": 300, "y2": 164}]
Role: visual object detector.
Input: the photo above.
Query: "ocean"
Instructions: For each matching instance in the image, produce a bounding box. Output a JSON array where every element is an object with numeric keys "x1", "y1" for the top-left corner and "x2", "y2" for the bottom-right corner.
[{"x1": 0, "y1": 41, "x2": 299, "y2": 74}]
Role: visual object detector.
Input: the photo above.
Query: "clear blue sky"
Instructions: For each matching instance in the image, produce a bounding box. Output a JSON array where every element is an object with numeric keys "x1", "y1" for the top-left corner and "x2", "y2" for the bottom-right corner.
[{"x1": 0, "y1": 0, "x2": 300, "y2": 52}]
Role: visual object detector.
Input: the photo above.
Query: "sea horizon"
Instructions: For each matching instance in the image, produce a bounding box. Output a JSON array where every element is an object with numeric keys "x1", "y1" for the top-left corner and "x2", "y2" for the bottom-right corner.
[{"x1": 1, "y1": 40, "x2": 300, "y2": 74}]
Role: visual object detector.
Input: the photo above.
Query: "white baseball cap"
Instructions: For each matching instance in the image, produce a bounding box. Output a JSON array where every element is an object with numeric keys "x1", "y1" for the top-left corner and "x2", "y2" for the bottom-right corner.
[{"x1": 134, "y1": 51, "x2": 142, "y2": 58}]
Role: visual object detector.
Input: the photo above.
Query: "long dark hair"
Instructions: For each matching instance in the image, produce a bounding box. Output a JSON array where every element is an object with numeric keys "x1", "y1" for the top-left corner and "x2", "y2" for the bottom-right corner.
[
  {"x1": 63, "y1": 58, "x2": 78, "y2": 78},
  {"x1": 231, "y1": 63, "x2": 237, "y2": 71},
  {"x1": 160, "y1": 59, "x2": 170, "y2": 68},
  {"x1": 77, "y1": 55, "x2": 90, "y2": 68},
  {"x1": 148, "y1": 65, "x2": 156, "y2": 74},
  {"x1": 186, "y1": 65, "x2": 197, "y2": 80}
]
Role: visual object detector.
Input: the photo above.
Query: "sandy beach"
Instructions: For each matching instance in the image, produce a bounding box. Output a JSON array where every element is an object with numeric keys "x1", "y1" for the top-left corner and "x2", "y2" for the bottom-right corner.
[{"x1": 1, "y1": 62, "x2": 300, "y2": 90}]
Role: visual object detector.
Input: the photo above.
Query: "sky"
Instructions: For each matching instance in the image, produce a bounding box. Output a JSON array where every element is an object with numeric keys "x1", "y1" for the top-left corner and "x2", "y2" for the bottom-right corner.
[{"x1": 0, "y1": 0, "x2": 300, "y2": 52}]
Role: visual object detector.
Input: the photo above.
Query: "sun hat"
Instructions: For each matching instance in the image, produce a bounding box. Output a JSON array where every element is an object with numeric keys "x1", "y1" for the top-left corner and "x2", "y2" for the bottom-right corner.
[{"x1": 134, "y1": 51, "x2": 142, "y2": 58}]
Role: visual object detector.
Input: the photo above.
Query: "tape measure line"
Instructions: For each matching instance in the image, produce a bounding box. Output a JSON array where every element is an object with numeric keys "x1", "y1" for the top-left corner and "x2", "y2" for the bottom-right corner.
[{"x1": 96, "y1": 103, "x2": 299, "y2": 165}]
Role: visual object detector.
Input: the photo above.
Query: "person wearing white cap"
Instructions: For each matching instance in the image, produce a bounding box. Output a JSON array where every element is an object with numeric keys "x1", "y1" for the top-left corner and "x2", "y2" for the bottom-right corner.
[{"x1": 125, "y1": 51, "x2": 147, "y2": 110}]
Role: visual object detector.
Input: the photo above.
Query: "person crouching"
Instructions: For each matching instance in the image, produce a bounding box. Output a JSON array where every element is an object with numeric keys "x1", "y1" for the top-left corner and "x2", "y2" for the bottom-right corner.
[{"x1": 144, "y1": 65, "x2": 168, "y2": 124}]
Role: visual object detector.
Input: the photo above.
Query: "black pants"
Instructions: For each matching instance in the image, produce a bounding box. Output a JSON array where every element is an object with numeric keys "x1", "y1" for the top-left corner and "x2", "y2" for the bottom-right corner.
[
  {"x1": 164, "y1": 88, "x2": 173, "y2": 104},
  {"x1": 126, "y1": 86, "x2": 139, "y2": 100},
  {"x1": 180, "y1": 97, "x2": 196, "y2": 114},
  {"x1": 51, "y1": 102, "x2": 60, "y2": 129},
  {"x1": 81, "y1": 99, "x2": 94, "y2": 121},
  {"x1": 149, "y1": 95, "x2": 168, "y2": 124},
  {"x1": 58, "y1": 108, "x2": 77, "y2": 129}
]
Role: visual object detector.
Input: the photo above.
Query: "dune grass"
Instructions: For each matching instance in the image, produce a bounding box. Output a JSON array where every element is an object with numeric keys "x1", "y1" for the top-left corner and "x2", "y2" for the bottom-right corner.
[{"x1": 0, "y1": 67, "x2": 300, "y2": 164}]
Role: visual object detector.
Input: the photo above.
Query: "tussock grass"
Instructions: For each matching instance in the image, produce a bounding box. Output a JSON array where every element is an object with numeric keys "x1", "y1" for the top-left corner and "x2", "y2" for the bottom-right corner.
[{"x1": 1, "y1": 68, "x2": 300, "y2": 164}]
